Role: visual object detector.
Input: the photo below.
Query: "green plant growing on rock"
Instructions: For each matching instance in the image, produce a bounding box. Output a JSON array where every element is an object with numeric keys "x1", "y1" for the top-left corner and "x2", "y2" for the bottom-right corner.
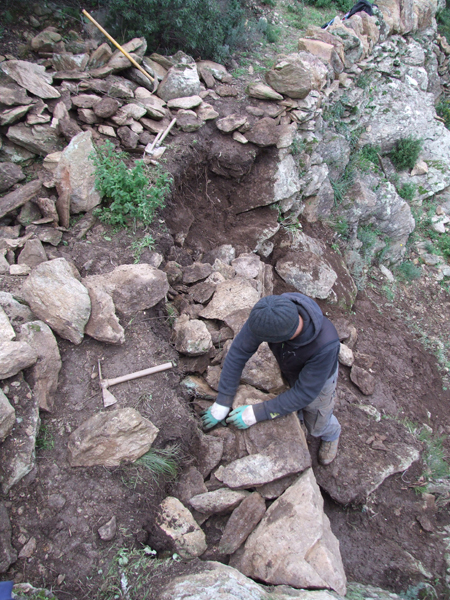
[
  {"x1": 135, "y1": 445, "x2": 180, "y2": 482},
  {"x1": 396, "y1": 260, "x2": 422, "y2": 282},
  {"x1": 131, "y1": 234, "x2": 155, "y2": 263},
  {"x1": 398, "y1": 182, "x2": 417, "y2": 201},
  {"x1": 92, "y1": 141, "x2": 172, "y2": 228},
  {"x1": 436, "y1": 97, "x2": 450, "y2": 129},
  {"x1": 389, "y1": 136, "x2": 423, "y2": 171}
]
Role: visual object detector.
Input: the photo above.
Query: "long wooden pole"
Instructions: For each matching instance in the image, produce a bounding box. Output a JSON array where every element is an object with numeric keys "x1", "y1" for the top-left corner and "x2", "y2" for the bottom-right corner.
[{"x1": 82, "y1": 9, "x2": 154, "y2": 83}]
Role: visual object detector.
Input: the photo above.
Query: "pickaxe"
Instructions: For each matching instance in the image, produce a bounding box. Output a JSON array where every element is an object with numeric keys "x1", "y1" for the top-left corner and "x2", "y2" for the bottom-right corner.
[{"x1": 98, "y1": 360, "x2": 173, "y2": 407}]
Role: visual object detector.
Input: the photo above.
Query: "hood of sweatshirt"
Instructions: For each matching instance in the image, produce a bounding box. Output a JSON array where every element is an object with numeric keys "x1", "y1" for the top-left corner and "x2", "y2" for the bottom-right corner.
[{"x1": 280, "y1": 292, "x2": 323, "y2": 347}]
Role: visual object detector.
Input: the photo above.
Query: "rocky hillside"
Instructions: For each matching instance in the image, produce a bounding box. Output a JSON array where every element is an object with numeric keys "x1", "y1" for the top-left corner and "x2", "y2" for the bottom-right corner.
[{"x1": 1, "y1": 0, "x2": 450, "y2": 599}]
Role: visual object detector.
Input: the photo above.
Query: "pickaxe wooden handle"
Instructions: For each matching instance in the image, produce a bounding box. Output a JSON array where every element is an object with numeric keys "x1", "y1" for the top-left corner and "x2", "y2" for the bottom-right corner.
[
  {"x1": 98, "y1": 361, "x2": 173, "y2": 407},
  {"x1": 82, "y1": 9, "x2": 154, "y2": 84}
]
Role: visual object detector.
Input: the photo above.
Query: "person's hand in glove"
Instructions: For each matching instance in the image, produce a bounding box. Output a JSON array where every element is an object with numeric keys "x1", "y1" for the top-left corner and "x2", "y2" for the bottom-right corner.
[
  {"x1": 226, "y1": 405, "x2": 257, "y2": 429},
  {"x1": 201, "y1": 402, "x2": 230, "y2": 430}
]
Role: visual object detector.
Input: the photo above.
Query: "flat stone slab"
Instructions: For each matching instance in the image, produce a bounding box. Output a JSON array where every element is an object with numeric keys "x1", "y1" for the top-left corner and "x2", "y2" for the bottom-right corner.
[
  {"x1": 190, "y1": 488, "x2": 249, "y2": 514},
  {"x1": 199, "y1": 277, "x2": 260, "y2": 321},
  {"x1": 1, "y1": 60, "x2": 60, "y2": 99}
]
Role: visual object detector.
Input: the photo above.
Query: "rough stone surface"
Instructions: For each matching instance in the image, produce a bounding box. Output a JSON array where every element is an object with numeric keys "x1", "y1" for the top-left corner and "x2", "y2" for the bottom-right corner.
[
  {"x1": 21, "y1": 258, "x2": 91, "y2": 345},
  {"x1": 241, "y1": 342, "x2": 284, "y2": 392},
  {"x1": 199, "y1": 278, "x2": 260, "y2": 321},
  {"x1": 17, "y1": 239, "x2": 47, "y2": 268},
  {"x1": 157, "y1": 61, "x2": 201, "y2": 101},
  {"x1": 245, "y1": 117, "x2": 280, "y2": 147},
  {"x1": 350, "y1": 365, "x2": 376, "y2": 395},
  {"x1": 0, "y1": 389, "x2": 15, "y2": 443},
  {"x1": 190, "y1": 488, "x2": 249, "y2": 514},
  {"x1": 0, "y1": 503, "x2": 17, "y2": 573},
  {"x1": 67, "y1": 408, "x2": 159, "y2": 467},
  {"x1": 0, "y1": 180, "x2": 42, "y2": 219},
  {"x1": 18, "y1": 321, "x2": 62, "y2": 412},
  {"x1": 98, "y1": 516, "x2": 117, "y2": 541},
  {"x1": 0, "y1": 308, "x2": 15, "y2": 343},
  {"x1": 83, "y1": 279, "x2": 125, "y2": 345},
  {"x1": 235, "y1": 468, "x2": 347, "y2": 596},
  {"x1": 171, "y1": 466, "x2": 208, "y2": 505},
  {"x1": 158, "y1": 561, "x2": 342, "y2": 600},
  {"x1": 276, "y1": 252, "x2": 337, "y2": 299},
  {"x1": 219, "y1": 492, "x2": 267, "y2": 555},
  {"x1": 266, "y1": 52, "x2": 328, "y2": 99},
  {"x1": 172, "y1": 315, "x2": 213, "y2": 356},
  {"x1": 246, "y1": 82, "x2": 283, "y2": 100},
  {"x1": 0, "y1": 341, "x2": 38, "y2": 379},
  {"x1": 0, "y1": 376, "x2": 40, "y2": 494},
  {"x1": 0, "y1": 162, "x2": 25, "y2": 192},
  {"x1": 338, "y1": 343, "x2": 354, "y2": 367},
  {"x1": 155, "y1": 496, "x2": 207, "y2": 559},
  {"x1": 7, "y1": 124, "x2": 65, "y2": 156},
  {"x1": 1, "y1": 60, "x2": 60, "y2": 99}
]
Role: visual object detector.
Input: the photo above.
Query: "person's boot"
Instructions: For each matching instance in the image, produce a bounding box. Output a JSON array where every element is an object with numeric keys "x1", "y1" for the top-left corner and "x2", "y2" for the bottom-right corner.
[{"x1": 318, "y1": 438, "x2": 339, "y2": 466}]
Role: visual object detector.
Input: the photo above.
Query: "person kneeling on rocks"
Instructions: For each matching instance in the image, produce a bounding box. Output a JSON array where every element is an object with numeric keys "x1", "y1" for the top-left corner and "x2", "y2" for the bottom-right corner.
[{"x1": 202, "y1": 293, "x2": 341, "y2": 466}]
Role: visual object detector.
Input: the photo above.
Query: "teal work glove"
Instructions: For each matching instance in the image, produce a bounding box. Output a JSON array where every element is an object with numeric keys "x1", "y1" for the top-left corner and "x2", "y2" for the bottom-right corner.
[
  {"x1": 201, "y1": 403, "x2": 230, "y2": 430},
  {"x1": 226, "y1": 405, "x2": 256, "y2": 429}
]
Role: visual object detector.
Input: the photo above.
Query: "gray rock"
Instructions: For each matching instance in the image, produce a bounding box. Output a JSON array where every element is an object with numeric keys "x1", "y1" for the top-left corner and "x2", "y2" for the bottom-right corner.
[
  {"x1": 0, "y1": 105, "x2": 32, "y2": 126},
  {"x1": 235, "y1": 468, "x2": 347, "y2": 596},
  {"x1": 199, "y1": 278, "x2": 260, "y2": 321},
  {"x1": 180, "y1": 376, "x2": 217, "y2": 400},
  {"x1": 266, "y1": 52, "x2": 328, "y2": 99},
  {"x1": 172, "y1": 315, "x2": 213, "y2": 356},
  {"x1": 93, "y1": 97, "x2": 121, "y2": 118},
  {"x1": 0, "y1": 503, "x2": 17, "y2": 573},
  {"x1": 157, "y1": 61, "x2": 201, "y2": 101},
  {"x1": 190, "y1": 488, "x2": 249, "y2": 514},
  {"x1": 30, "y1": 28, "x2": 63, "y2": 53},
  {"x1": 0, "y1": 180, "x2": 42, "y2": 219},
  {"x1": 0, "y1": 291, "x2": 34, "y2": 326},
  {"x1": 111, "y1": 103, "x2": 147, "y2": 126},
  {"x1": 7, "y1": 124, "x2": 65, "y2": 156},
  {"x1": 171, "y1": 466, "x2": 208, "y2": 505},
  {"x1": 98, "y1": 516, "x2": 117, "y2": 541},
  {"x1": 1, "y1": 60, "x2": 60, "y2": 99},
  {"x1": 241, "y1": 342, "x2": 284, "y2": 393},
  {"x1": 176, "y1": 109, "x2": 204, "y2": 132},
  {"x1": 246, "y1": 82, "x2": 283, "y2": 100},
  {"x1": 68, "y1": 408, "x2": 159, "y2": 467},
  {"x1": 83, "y1": 279, "x2": 125, "y2": 345},
  {"x1": 117, "y1": 126, "x2": 139, "y2": 149},
  {"x1": 107, "y1": 37, "x2": 147, "y2": 71},
  {"x1": 0, "y1": 162, "x2": 25, "y2": 193},
  {"x1": 25, "y1": 224, "x2": 62, "y2": 246},
  {"x1": 0, "y1": 308, "x2": 15, "y2": 343},
  {"x1": 71, "y1": 94, "x2": 102, "y2": 109},
  {"x1": 350, "y1": 365, "x2": 376, "y2": 395},
  {"x1": 17, "y1": 239, "x2": 47, "y2": 268},
  {"x1": 276, "y1": 251, "x2": 337, "y2": 299},
  {"x1": 338, "y1": 343, "x2": 354, "y2": 367},
  {"x1": 21, "y1": 258, "x2": 91, "y2": 345},
  {"x1": 196, "y1": 431, "x2": 223, "y2": 478},
  {"x1": 274, "y1": 153, "x2": 302, "y2": 207},
  {"x1": 0, "y1": 389, "x2": 15, "y2": 443},
  {"x1": 217, "y1": 114, "x2": 248, "y2": 133},
  {"x1": 18, "y1": 321, "x2": 61, "y2": 412},
  {"x1": 154, "y1": 496, "x2": 207, "y2": 559},
  {"x1": 219, "y1": 492, "x2": 266, "y2": 555},
  {"x1": 88, "y1": 42, "x2": 113, "y2": 70},
  {"x1": 0, "y1": 82, "x2": 32, "y2": 107},
  {"x1": 183, "y1": 262, "x2": 213, "y2": 284},
  {"x1": 158, "y1": 561, "x2": 342, "y2": 599},
  {"x1": 245, "y1": 117, "x2": 280, "y2": 147},
  {"x1": 0, "y1": 376, "x2": 39, "y2": 494},
  {"x1": 0, "y1": 341, "x2": 38, "y2": 379}
]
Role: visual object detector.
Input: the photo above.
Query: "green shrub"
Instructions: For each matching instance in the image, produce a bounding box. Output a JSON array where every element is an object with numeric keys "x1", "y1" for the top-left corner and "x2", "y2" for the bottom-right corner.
[
  {"x1": 436, "y1": 97, "x2": 450, "y2": 129},
  {"x1": 261, "y1": 0, "x2": 276, "y2": 5},
  {"x1": 438, "y1": 234, "x2": 450, "y2": 257},
  {"x1": 103, "y1": 0, "x2": 245, "y2": 62},
  {"x1": 398, "y1": 182, "x2": 417, "y2": 201},
  {"x1": 91, "y1": 141, "x2": 172, "y2": 228},
  {"x1": 360, "y1": 144, "x2": 381, "y2": 166},
  {"x1": 304, "y1": 0, "x2": 352, "y2": 11},
  {"x1": 389, "y1": 136, "x2": 423, "y2": 171},
  {"x1": 437, "y1": 5, "x2": 450, "y2": 46},
  {"x1": 357, "y1": 224, "x2": 381, "y2": 260},
  {"x1": 396, "y1": 260, "x2": 422, "y2": 282},
  {"x1": 332, "y1": 215, "x2": 349, "y2": 239}
]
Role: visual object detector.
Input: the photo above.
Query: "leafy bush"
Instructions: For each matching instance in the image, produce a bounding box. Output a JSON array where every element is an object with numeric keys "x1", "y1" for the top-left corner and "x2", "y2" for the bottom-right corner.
[
  {"x1": 398, "y1": 182, "x2": 417, "y2": 201},
  {"x1": 261, "y1": 0, "x2": 276, "y2": 5},
  {"x1": 360, "y1": 144, "x2": 381, "y2": 166},
  {"x1": 103, "y1": 0, "x2": 245, "y2": 62},
  {"x1": 91, "y1": 141, "x2": 172, "y2": 228},
  {"x1": 436, "y1": 97, "x2": 450, "y2": 129},
  {"x1": 396, "y1": 260, "x2": 422, "y2": 282},
  {"x1": 389, "y1": 136, "x2": 423, "y2": 172},
  {"x1": 437, "y1": 5, "x2": 450, "y2": 46}
]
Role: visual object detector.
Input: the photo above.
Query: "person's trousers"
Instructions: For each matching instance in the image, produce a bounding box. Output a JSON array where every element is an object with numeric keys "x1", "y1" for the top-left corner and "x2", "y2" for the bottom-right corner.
[{"x1": 298, "y1": 366, "x2": 340, "y2": 442}]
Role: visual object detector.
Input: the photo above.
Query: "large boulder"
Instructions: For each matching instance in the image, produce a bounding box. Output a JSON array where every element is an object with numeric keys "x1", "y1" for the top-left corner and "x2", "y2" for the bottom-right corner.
[
  {"x1": 54, "y1": 131, "x2": 102, "y2": 227},
  {"x1": 172, "y1": 315, "x2": 213, "y2": 356},
  {"x1": 6, "y1": 124, "x2": 65, "y2": 156},
  {"x1": 199, "y1": 278, "x2": 260, "y2": 321},
  {"x1": 158, "y1": 561, "x2": 342, "y2": 600},
  {"x1": 0, "y1": 341, "x2": 38, "y2": 380},
  {"x1": 21, "y1": 258, "x2": 91, "y2": 345},
  {"x1": 234, "y1": 468, "x2": 347, "y2": 596},
  {"x1": 83, "y1": 279, "x2": 125, "y2": 345},
  {"x1": 265, "y1": 53, "x2": 328, "y2": 99},
  {"x1": 67, "y1": 407, "x2": 159, "y2": 467}
]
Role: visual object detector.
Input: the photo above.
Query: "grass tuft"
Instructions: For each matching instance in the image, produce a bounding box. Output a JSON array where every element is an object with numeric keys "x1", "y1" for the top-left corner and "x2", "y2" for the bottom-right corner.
[{"x1": 389, "y1": 136, "x2": 423, "y2": 172}]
